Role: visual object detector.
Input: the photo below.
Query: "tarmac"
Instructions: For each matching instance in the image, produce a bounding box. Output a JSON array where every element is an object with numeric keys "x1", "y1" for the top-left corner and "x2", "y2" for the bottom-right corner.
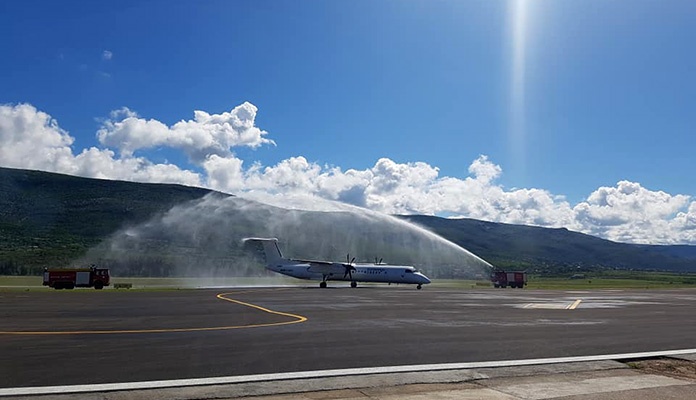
[
  {"x1": 4, "y1": 357, "x2": 696, "y2": 399},
  {"x1": 1, "y1": 287, "x2": 695, "y2": 398}
]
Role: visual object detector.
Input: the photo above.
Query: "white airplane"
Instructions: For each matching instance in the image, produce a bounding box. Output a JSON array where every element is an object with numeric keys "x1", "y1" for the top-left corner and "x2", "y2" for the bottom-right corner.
[{"x1": 244, "y1": 238, "x2": 431, "y2": 289}]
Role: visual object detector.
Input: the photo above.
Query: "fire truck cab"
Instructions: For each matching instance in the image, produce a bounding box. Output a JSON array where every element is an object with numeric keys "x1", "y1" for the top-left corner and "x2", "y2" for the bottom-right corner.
[{"x1": 43, "y1": 266, "x2": 110, "y2": 290}]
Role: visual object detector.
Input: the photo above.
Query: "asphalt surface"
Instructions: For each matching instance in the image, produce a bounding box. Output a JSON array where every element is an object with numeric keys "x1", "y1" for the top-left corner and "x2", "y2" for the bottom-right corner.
[{"x1": 1, "y1": 287, "x2": 695, "y2": 388}]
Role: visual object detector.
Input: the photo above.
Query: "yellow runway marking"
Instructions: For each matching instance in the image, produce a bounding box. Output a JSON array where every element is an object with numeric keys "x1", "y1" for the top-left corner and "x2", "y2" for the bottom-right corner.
[
  {"x1": 566, "y1": 299, "x2": 582, "y2": 310},
  {"x1": 0, "y1": 291, "x2": 307, "y2": 336}
]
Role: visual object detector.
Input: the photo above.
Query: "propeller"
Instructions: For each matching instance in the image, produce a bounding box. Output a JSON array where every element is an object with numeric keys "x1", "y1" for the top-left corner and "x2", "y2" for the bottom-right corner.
[{"x1": 344, "y1": 254, "x2": 356, "y2": 280}]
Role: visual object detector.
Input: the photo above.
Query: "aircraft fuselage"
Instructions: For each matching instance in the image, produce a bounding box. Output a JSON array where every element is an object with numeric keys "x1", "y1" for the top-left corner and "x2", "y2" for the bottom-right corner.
[
  {"x1": 267, "y1": 260, "x2": 431, "y2": 286},
  {"x1": 244, "y1": 237, "x2": 431, "y2": 289}
]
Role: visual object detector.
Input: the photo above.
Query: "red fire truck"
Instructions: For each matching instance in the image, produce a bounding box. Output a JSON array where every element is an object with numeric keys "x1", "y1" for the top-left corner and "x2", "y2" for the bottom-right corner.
[
  {"x1": 491, "y1": 270, "x2": 527, "y2": 288},
  {"x1": 43, "y1": 266, "x2": 110, "y2": 290}
]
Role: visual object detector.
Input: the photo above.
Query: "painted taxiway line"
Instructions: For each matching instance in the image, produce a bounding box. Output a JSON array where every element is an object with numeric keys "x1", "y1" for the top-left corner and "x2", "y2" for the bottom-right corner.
[
  {"x1": 2, "y1": 349, "x2": 695, "y2": 397},
  {"x1": 0, "y1": 292, "x2": 307, "y2": 335}
]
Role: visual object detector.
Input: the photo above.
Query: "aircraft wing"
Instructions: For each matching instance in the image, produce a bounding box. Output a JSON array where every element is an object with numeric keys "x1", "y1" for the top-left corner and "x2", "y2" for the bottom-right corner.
[{"x1": 306, "y1": 262, "x2": 346, "y2": 275}]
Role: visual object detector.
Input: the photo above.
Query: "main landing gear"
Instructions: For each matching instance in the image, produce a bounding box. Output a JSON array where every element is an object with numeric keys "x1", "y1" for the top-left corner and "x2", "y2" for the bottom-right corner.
[
  {"x1": 318, "y1": 280, "x2": 359, "y2": 288},
  {"x1": 417, "y1": 284, "x2": 422, "y2": 290}
]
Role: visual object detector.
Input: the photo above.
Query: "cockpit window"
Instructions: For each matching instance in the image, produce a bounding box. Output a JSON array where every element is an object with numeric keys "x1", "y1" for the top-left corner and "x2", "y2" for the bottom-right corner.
[{"x1": 405, "y1": 269, "x2": 413, "y2": 273}]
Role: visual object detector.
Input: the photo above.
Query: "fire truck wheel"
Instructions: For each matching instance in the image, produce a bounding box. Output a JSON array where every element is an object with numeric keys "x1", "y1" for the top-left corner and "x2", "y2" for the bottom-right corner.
[{"x1": 94, "y1": 281, "x2": 104, "y2": 290}]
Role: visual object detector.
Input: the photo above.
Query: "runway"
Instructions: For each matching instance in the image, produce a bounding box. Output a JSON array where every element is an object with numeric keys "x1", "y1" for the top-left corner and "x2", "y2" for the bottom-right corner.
[{"x1": 1, "y1": 287, "x2": 695, "y2": 388}]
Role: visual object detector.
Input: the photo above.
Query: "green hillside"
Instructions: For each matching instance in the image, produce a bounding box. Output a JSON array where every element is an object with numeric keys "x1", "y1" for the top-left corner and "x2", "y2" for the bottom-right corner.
[
  {"x1": 398, "y1": 215, "x2": 696, "y2": 273},
  {"x1": 0, "y1": 167, "x2": 214, "y2": 273},
  {"x1": 1, "y1": 166, "x2": 695, "y2": 276}
]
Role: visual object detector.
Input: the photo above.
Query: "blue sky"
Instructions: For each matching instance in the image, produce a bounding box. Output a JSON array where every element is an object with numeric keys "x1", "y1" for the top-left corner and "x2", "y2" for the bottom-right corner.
[{"x1": 1, "y1": 0, "x2": 695, "y2": 244}]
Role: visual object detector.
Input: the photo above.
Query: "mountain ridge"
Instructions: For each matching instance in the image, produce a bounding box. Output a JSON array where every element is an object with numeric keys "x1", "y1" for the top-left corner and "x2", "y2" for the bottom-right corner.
[
  {"x1": 397, "y1": 215, "x2": 696, "y2": 273},
  {"x1": 1, "y1": 166, "x2": 694, "y2": 274}
]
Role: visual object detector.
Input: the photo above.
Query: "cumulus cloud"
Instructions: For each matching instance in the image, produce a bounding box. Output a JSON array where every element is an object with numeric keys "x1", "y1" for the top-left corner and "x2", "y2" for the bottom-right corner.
[
  {"x1": 468, "y1": 154, "x2": 502, "y2": 183},
  {"x1": 0, "y1": 103, "x2": 75, "y2": 172},
  {"x1": 97, "y1": 102, "x2": 275, "y2": 162},
  {"x1": 671, "y1": 203, "x2": 696, "y2": 244},
  {"x1": 573, "y1": 181, "x2": 691, "y2": 244},
  {"x1": 189, "y1": 147, "x2": 696, "y2": 245},
  {"x1": 0, "y1": 103, "x2": 200, "y2": 186},
  {"x1": 203, "y1": 154, "x2": 245, "y2": 192},
  {"x1": 1, "y1": 102, "x2": 695, "y2": 245},
  {"x1": 102, "y1": 50, "x2": 113, "y2": 60}
]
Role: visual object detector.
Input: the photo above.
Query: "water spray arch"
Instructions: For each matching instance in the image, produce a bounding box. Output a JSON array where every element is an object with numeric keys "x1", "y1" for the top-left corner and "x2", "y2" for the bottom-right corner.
[{"x1": 89, "y1": 193, "x2": 495, "y2": 281}]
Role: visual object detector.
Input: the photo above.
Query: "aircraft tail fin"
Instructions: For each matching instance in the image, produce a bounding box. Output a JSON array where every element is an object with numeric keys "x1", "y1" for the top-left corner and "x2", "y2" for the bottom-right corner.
[{"x1": 242, "y1": 238, "x2": 284, "y2": 266}]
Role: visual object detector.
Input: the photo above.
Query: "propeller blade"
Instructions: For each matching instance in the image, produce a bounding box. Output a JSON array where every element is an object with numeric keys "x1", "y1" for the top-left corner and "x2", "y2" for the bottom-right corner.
[
  {"x1": 343, "y1": 264, "x2": 356, "y2": 279},
  {"x1": 344, "y1": 254, "x2": 356, "y2": 279}
]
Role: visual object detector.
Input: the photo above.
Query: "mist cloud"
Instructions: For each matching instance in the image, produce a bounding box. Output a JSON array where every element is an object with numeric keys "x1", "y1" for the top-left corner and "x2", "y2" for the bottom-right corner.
[{"x1": 90, "y1": 193, "x2": 492, "y2": 279}]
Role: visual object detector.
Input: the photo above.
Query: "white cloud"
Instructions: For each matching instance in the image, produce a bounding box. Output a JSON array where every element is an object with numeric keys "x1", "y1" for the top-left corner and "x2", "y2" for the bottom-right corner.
[
  {"x1": 468, "y1": 154, "x2": 501, "y2": 183},
  {"x1": 197, "y1": 149, "x2": 696, "y2": 245},
  {"x1": 573, "y1": 181, "x2": 691, "y2": 244},
  {"x1": 102, "y1": 50, "x2": 113, "y2": 61},
  {"x1": 0, "y1": 103, "x2": 200, "y2": 186},
  {"x1": 203, "y1": 154, "x2": 245, "y2": 192},
  {"x1": 97, "y1": 102, "x2": 275, "y2": 162},
  {"x1": 69, "y1": 147, "x2": 200, "y2": 185},
  {"x1": 1, "y1": 102, "x2": 695, "y2": 245},
  {"x1": 0, "y1": 103, "x2": 75, "y2": 172},
  {"x1": 670, "y1": 202, "x2": 696, "y2": 244}
]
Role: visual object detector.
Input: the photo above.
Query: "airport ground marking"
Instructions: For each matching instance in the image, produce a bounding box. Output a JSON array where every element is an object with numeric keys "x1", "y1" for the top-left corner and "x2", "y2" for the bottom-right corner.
[
  {"x1": 2, "y1": 348, "x2": 696, "y2": 396},
  {"x1": 215, "y1": 292, "x2": 308, "y2": 326},
  {"x1": 522, "y1": 300, "x2": 582, "y2": 310},
  {"x1": 566, "y1": 299, "x2": 583, "y2": 310},
  {"x1": 0, "y1": 290, "x2": 307, "y2": 336}
]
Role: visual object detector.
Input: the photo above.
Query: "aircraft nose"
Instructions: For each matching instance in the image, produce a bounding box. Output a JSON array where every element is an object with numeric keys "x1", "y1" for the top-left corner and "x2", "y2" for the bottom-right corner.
[{"x1": 417, "y1": 273, "x2": 431, "y2": 284}]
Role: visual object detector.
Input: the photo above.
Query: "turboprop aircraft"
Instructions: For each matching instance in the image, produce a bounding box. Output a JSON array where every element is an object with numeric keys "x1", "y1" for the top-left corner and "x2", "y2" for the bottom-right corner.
[{"x1": 244, "y1": 238, "x2": 431, "y2": 289}]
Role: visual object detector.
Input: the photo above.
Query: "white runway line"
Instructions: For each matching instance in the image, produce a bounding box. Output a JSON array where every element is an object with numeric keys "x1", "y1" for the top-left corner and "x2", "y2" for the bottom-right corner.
[
  {"x1": 1, "y1": 348, "x2": 696, "y2": 397},
  {"x1": 566, "y1": 299, "x2": 583, "y2": 310}
]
